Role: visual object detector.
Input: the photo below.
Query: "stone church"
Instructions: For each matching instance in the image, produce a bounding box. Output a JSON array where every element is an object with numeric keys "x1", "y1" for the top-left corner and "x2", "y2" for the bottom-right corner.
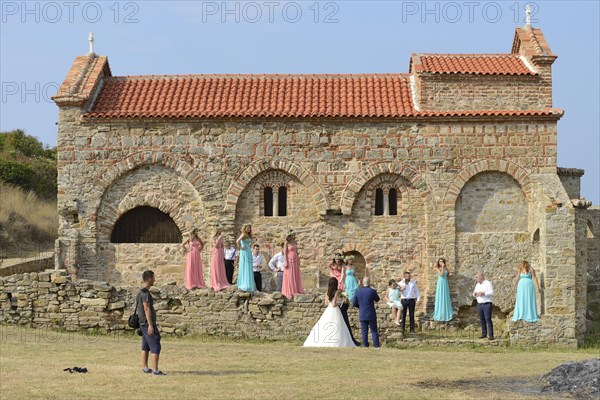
[{"x1": 52, "y1": 25, "x2": 599, "y2": 345}]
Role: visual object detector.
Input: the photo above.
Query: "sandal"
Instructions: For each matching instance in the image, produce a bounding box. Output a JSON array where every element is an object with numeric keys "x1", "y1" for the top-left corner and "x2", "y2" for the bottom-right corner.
[
  {"x1": 153, "y1": 370, "x2": 167, "y2": 376},
  {"x1": 142, "y1": 367, "x2": 152, "y2": 373}
]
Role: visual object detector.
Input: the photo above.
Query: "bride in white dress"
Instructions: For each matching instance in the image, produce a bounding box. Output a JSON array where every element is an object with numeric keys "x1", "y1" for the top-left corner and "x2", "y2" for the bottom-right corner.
[{"x1": 303, "y1": 278, "x2": 357, "y2": 347}]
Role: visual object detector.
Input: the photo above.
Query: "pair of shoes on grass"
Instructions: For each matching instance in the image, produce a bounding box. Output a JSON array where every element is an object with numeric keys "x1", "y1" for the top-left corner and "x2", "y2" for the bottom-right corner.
[{"x1": 143, "y1": 368, "x2": 166, "y2": 375}]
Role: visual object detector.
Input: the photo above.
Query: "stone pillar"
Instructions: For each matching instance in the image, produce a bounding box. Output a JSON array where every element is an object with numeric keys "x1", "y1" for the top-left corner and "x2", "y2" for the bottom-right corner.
[
  {"x1": 273, "y1": 191, "x2": 279, "y2": 217},
  {"x1": 383, "y1": 189, "x2": 390, "y2": 216}
]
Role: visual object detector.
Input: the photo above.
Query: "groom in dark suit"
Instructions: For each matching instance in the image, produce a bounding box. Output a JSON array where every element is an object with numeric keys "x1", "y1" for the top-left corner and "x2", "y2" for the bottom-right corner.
[{"x1": 352, "y1": 276, "x2": 380, "y2": 348}]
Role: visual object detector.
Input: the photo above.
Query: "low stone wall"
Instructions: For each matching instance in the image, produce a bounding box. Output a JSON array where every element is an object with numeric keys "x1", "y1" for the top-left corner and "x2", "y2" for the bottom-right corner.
[
  {"x1": 0, "y1": 253, "x2": 54, "y2": 277},
  {"x1": 0, "y1": 270, "x2": 573, "y2": 346}
]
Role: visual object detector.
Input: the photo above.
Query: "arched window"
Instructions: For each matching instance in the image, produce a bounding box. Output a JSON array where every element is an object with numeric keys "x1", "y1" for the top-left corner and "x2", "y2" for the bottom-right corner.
[
  {"x1": 264, "y1": 187, "x2": 274, "y2": 216},
  {"x1": 111, "y1": 206, "x2": 182, "y2": 243},
  {"x1": 389, "y1": 188, "x2": 398, "y2": 216},
  {"x1": 375, "y1": 188, "x2": 384, "y2": 216},
  {"x1": 278, "y1": 186, "x2": 287, "y2": 217}
]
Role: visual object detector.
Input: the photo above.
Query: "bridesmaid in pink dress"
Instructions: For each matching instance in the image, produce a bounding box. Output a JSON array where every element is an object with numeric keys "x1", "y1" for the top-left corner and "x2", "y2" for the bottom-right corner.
[
  {"x1": 329, "y1": 253, "x2": 346, "y2": 290},
  {"x1": 282, "y1": 231, "x2": 305, "y2": 300},
  {"x1": 182, "y1": 228, "x2": 206, "y2": 290},
  {"x1": 210, "y1": 228, "x2": 230, "y2": 292}
]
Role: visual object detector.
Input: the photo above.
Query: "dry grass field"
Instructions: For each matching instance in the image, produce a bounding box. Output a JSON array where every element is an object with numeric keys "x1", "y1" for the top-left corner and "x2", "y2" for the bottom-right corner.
[
  {"x1": 0, "y1": 327, "x2": 597, "y2": 400},
  {"x1": 0, "y1": 183, "x2": 57, "y2": 259}
]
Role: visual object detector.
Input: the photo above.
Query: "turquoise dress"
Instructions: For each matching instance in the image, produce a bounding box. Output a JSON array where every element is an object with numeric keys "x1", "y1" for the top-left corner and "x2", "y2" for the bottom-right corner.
[
  {"x1": 433, "y1": 270, "x2": 453, "y2": 322},
  {"x1": 236, "y1": 238, "x2": 255, "y2": 292},
  {"x1": 513, "y1": 273, "x2": 538, "y2": 322},
  {"x1": 344, "y1": 269, "x2": 359, "y2": 303}
]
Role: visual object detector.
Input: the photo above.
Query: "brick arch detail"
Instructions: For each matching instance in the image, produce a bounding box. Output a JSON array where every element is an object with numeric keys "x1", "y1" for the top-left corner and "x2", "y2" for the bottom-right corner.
[
  {"x1": 223, "y1": 159, "x2": 329, "y2": 215},
  {"x1": 339, "y1": 162, "x2": 433, "y2": 215},
  {"x1": 98, "y1": 194, "x2": 188, "y2": 241},
  {"x1": 93, "y1": 150, "x2": 200, "y2": 194},
  {"x1": 443, "y1": 159, "x2": 534, "y2": 207},
  {"x1": 340, "y1": 243, "x2": 373, "y2": 263}
]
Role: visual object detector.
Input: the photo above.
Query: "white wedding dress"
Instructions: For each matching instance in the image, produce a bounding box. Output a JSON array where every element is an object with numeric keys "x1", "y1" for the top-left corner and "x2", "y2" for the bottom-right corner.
[{"x1": 303, "y1": 295, "x2": 357, "y2": 348}]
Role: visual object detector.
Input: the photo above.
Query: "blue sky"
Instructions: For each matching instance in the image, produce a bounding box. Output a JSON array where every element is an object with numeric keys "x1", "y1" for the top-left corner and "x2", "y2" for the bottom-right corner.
[{"x1": 1, "y1": 1, "x2": 598, "y2": 203}]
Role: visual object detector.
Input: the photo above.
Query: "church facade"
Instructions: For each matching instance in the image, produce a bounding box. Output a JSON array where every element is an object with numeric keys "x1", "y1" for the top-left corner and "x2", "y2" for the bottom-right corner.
[{"x1": 53, "y1": 26, "x2": 599, "y2": 345}]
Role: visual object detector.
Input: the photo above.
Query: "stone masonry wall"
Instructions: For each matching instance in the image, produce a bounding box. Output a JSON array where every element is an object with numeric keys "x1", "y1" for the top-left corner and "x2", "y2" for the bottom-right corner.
[
  {"x1": 415, "y1": 75, "x2": 550, "y2": 112},
  {"x1": 52, "y1": 110, "x2": 585, "y2": 344},
  {"x1": 0, "y1": 270, "x2": 556, "y2": 346},
  {"x1": 585, "y1": 207, "x2": 600, "y2": 337},
  {"x1": 0, "y1": 270, "x2": 437, "y2": 344}
]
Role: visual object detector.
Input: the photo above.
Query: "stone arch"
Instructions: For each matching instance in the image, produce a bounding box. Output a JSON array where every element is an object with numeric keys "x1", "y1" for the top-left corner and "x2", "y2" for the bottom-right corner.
[
  {"x1": 98, "y1": 190, "x2": 192, "y2": 241},
  {"x1": 342, "y1": 250, "x2": 367, "y2": 280},
  {"x1": 339, "y1": 162, "x2": 433, "y2": 215},
  {"x1": 93, "y1": 150, "x2": 200, "y2": 195},
  {"x1": 443, "y1": 159, "x2": 534, "y2": 208},
  {"x1": 110, "y1": 206, "x2": 183, "y2": 243},
  {"x1": 95, "y1": 164, "x2": 204, "y2": 284},
  {"x1": 455, "y1": 171, "x2": 528, "y2": 232},
  {"x1": 223, "y1": 159, "x2": 329, "y2": 215}
]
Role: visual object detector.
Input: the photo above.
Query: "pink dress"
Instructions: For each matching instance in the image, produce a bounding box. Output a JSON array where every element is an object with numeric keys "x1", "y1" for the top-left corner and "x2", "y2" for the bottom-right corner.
[
  {"x1": 185, "y1": 240, "x2": 205, "y2": 290},
  {"x1": 282, "y1": 242, "x2": 304, "y2": 299},
  {"x1": 330, "y1": 266, "x2": 346, "y2": 290},
  {"x1": 210, "y1": 236, "x2": 230, "y2": 292}
]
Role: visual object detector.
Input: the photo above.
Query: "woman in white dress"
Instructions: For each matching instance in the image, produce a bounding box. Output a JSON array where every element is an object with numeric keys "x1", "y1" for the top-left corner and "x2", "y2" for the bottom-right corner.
[{"x1": 303, "y1": 278, "x2": 357, "y2": 347}]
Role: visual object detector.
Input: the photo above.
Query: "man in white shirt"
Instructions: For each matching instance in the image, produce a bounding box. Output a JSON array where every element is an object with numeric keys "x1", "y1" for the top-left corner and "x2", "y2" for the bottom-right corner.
[
  {"x1": 399, "y1": 271, "x2": 420, "y2": 334},
  {"x1": 223, "y1": 241, "x2": 237, "y2": 284},
  {"x1": 473, "y1": 271, "x2": 494, "y2": 340},
  {"x1": 268, "y1": 243, "x2": 285, "y2": 292},
  {"x1": 252, "y1": 244, "x2": 264, "y2": 292}
]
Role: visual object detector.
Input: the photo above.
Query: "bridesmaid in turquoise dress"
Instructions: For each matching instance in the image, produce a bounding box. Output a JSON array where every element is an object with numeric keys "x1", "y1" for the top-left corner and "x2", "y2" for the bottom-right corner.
[
  {"x1": 236, "y1": 225, "x2": 256, "y2": 293},
  {"x1": 512, "y1": 261, "x2": 540, "y2": 322},
  {"x1": 433, "y1": 258, "x2": 453, "y2": 322},
  {"x1": 344, "y1": 264, "x2": 359, "y2": 303}
]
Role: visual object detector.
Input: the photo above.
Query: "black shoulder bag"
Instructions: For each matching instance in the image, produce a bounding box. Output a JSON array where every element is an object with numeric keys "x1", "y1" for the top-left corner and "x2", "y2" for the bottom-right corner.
[{"x1": 127, "y1": 289, "x2": 144, "y2": 329}]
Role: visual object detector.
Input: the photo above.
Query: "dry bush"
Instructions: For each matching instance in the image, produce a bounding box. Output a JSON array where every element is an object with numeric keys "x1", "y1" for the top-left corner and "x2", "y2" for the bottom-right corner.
[{"x1": 0, "y1": 182, "x2": 57, "y2": 258}]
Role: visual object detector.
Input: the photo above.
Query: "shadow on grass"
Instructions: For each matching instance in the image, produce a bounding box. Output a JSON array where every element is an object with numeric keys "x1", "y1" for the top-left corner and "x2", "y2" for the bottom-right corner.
[
  {"x1": 167, "y1": 370, "x2": 262, "y2": 376},
  {"x1": 415, "y1": 377, "x2": 545, "y2": 396}
]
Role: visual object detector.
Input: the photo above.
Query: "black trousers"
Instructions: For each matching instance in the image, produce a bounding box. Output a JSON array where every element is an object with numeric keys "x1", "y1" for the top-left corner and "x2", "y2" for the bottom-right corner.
[
  {"x1": 253, "y1": 271, "x2": 262, "y2": 292},
  {"x1": 477, "y1": 302, "x2": 494, "y2": 338},
  {"x1": 224, "y1": 259, "x2": 235, "y2": 284},
  {"x1": 401, "y1": 298, "x2": 417, "y2": 332},
  {"x1": 340, "y1": 301, "x2": 360, "y2": 346}
]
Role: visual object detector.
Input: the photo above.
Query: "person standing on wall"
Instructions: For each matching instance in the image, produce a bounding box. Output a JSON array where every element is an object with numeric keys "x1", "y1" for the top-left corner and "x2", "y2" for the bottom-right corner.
[
  {"x1": 210, "y1": 227, "x2": 230, "y2": 292},
  {"x1": 399, "y1": 271, "x2": 420, "y2": 334},
  {"x1": 281, "y1": 230, "x2": 304, "y2": 299},
  {"x1": 512, "y1": 260, "x2": 540, "y2": 323},
  {"x1": 433, "y1": 258, "x2": 453, "y2": 322},
  {"x1": 182, "y1": 227, "x2": 205, "y2": 290},
  {"x1": 473, "y1": 271, "x2": 495, "y2": 340},
  {"x1": 236, "y1": 225, "x2": 256, "y2": 293},
  {"x1": 223, "y1": 240, "x2": 238, "y2": 285},
  {"x1": 268, "y1": 243, "x2": 285, "y2": 292},
  {"x1": 252, "y1": 244, "x2": 264, "y2": 292}
]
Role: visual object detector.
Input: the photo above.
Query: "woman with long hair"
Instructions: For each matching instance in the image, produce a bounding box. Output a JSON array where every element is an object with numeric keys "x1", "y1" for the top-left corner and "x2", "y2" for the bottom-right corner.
[
  {"x1": 281, "y1": 230, "x2": 304, "y2": 299},
  {"x1": 236, "y1": 225, "x2": 255, "y2": 292},
  {"x1": 303, "y1": 277, "x2": 356, "y2": 347},
  {"x1": 433, "y1": 258, "x2": 453, "y2": 322},
  {"x1": 512, "y1": 260, "x2": 540, "y2": 322},
  {"x1": 182, "y1": 227, "x2": 205, "y2": 290},
  {"x1": 329, "y1": 253, "x2": 346, "y2": 290},
  {"x1": 210, "y1": 227, "x2": 230, "y2": 292}
]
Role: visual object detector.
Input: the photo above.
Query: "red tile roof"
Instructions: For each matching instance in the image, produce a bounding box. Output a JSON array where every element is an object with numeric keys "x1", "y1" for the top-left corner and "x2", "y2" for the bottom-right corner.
[
  {"x1": 410, "y1": 54, "x2": 535, "y2": 75},
  {"x1": 85, "y1": 74, "x2": 416, "y2": 118},
  {"x1": 82, "y1": 73, "x2": 562, "y2": 119}
]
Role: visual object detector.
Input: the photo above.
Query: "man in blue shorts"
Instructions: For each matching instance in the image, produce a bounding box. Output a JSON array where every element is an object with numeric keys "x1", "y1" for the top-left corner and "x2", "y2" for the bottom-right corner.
[{"x1": 137, "y1": 270, "x2": 165, "y2": 375}]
